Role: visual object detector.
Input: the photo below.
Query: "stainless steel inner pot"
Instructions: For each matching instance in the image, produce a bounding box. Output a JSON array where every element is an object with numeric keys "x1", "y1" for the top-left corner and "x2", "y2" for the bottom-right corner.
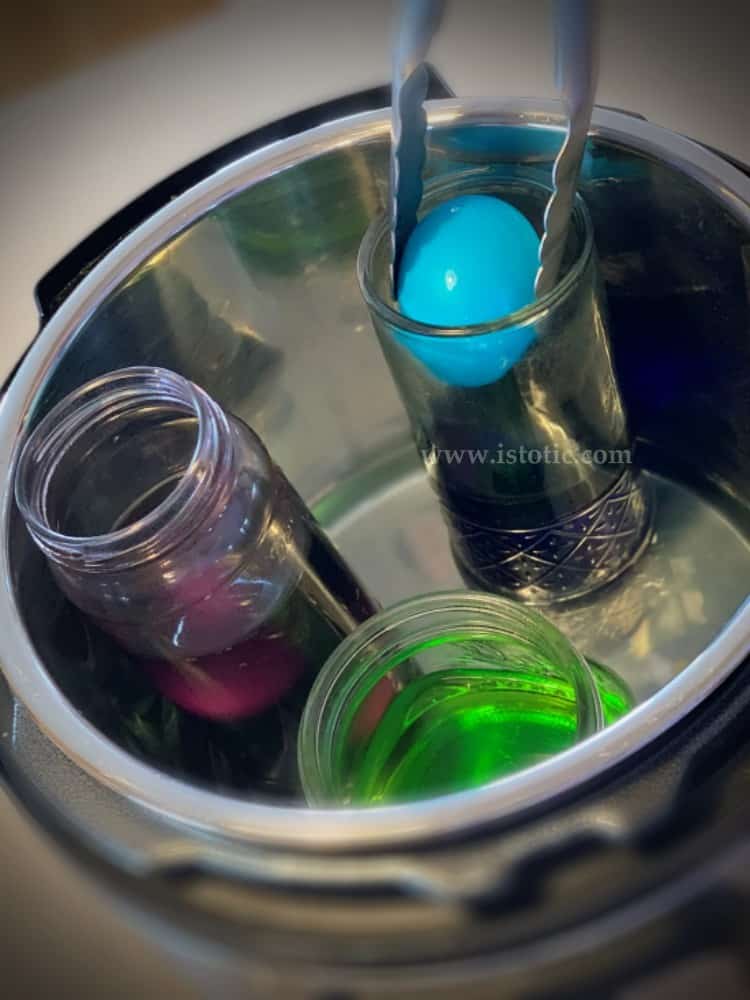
[{"x1": 0, "y1": 98, "x2": 748, "y2": 897}]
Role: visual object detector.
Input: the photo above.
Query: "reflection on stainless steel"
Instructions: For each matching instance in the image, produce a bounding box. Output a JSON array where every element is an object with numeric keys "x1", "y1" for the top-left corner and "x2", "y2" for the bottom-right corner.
[
  {"x1": 0, "y1": 102, "x2": 747, "y2": 866},
  {"x1": 148, "y1": 220, "x2": 291, "y2": 433},
  {"x1": 319, "y1": 458, "x2": 750, "y2": 704}
]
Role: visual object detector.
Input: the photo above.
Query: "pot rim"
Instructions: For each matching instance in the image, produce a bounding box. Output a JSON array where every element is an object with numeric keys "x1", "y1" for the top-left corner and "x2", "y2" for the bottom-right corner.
[{"x1": 1, "y1": 97, "x2": 749, "y2": 851}]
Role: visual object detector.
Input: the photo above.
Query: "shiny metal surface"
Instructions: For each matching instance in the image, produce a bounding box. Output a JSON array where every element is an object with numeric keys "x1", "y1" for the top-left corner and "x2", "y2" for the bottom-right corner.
[
  {"x1": 321, "y1": 462, "x2": 750, "y2": 704},
  {"x1": 0, "y1": 100, "x2": 749, "y2": 861}
]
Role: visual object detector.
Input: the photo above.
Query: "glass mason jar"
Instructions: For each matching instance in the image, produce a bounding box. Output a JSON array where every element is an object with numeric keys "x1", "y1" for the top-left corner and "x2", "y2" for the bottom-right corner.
[
  {"x1": 298, "y1": 592, "x2": 633, "y2": 807},
  {"x1": 15, "y1": 366, "x2": 378, "y2": 796},
  {"x1": 358, "y1": 171, "x2": 653, "y2": 604}
]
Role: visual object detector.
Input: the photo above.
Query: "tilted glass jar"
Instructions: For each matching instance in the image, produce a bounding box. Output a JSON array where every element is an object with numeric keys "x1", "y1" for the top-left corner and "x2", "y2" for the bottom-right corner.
[{"x1": 15, "y1": 367, "x2": 378, "y2": 794}]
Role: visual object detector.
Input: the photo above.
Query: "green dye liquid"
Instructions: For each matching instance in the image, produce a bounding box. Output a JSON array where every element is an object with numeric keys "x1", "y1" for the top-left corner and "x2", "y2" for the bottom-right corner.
[{"x1": 350, "y1": 659, "x2": 632, "y2": 806}]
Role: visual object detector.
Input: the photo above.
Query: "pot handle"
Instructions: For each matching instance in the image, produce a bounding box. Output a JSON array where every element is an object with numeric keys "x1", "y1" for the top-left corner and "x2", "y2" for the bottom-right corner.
[{"x1": 32, "y1": 67, "x2": 454, "y2": 327}]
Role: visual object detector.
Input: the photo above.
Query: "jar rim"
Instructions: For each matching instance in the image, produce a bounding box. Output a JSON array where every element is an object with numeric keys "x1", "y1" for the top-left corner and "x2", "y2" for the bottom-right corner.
[
  {"x1": 14, "y1": 366, "x2": 234, "y2": 571},
  {"x1": 357, "y1": 170, "x2": 594, "y2": 338},
  {"x1": 298, "y1": 590, "x2": 604, "y2": 805}
]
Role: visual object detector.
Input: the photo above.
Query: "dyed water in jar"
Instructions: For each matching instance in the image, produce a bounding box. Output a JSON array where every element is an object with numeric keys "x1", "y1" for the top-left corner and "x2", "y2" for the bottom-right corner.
[
  {"x1": 15, "y1": 367, "x2": 378, "y2": 800},
  {"x1": 350, "y1": 654, "x2": 631, "y2": 805}
]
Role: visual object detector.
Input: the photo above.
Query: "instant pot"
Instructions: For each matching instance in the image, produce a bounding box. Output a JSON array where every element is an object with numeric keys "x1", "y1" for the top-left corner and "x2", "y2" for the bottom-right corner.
[{"x1": 0, "y1": 72, "x2": 749, "y2": 996}]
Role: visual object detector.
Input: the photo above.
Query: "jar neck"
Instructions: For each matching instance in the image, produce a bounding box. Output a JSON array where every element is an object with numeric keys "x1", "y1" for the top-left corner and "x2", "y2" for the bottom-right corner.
[{"x1": 15, "y1": 367, "x2": 245, "y2": 572}]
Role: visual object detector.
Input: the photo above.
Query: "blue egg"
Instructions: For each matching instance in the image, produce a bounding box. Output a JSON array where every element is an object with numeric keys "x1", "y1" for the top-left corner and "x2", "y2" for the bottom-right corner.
[{"x1": 396, "y1": 194, "x2": 540, "y2": 387}]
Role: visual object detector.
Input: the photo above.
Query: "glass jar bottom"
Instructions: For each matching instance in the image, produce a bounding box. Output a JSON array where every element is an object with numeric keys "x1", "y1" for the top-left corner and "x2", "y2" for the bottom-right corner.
[{"x1": 445, "y1": 469, "x2": 654, "y2": 604}]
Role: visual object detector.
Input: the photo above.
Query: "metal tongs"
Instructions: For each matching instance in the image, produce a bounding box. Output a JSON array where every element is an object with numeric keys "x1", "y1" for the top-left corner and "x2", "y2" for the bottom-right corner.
[
  {"x1": 390, "y1": 0, "x2": 445, "y2": 295},
  {"x1": 535, "y1": 0, "x2": 600, "y2": 296},
  {"x1": 389, "y1": 0, "x2": 600, "y2": 299}
]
